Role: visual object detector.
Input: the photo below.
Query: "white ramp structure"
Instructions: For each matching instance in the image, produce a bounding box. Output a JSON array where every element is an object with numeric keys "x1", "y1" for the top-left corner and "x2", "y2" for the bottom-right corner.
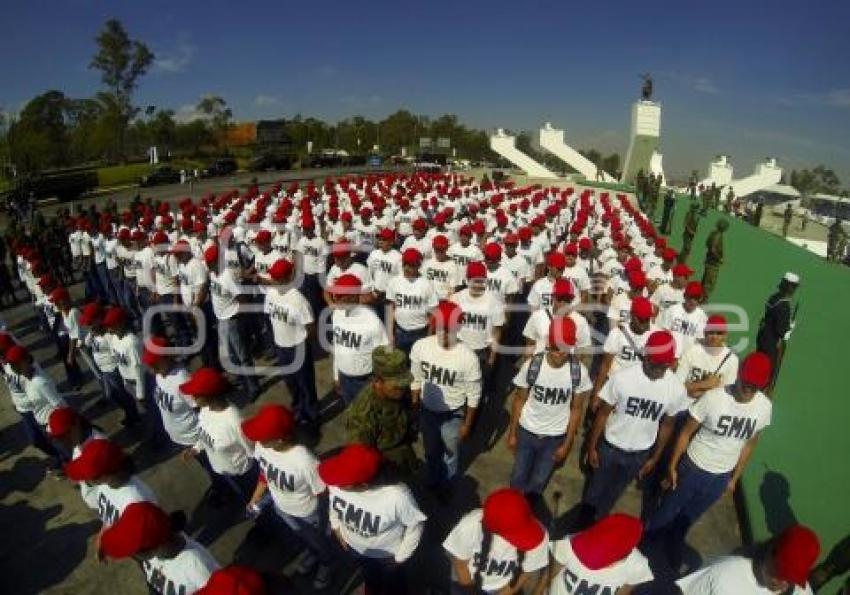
[
  {"x1": 700, "y1": 155, "x2": 734, "y2": 188},
  {"x1": 649, "y1": 150, "x2": 665, "y2": 185},
  {"x1": 489, "y1": 129, "x2": 558, "y2": 179},
  {"x1": 538, "y1": 122, "x2": 616, "y2": 182},
  {"x1": 729, "y1": 158, "x2": 782, "y2": 197},
  {"x1": 621, "y1": 100, "x2": 661, "y2": 184}
]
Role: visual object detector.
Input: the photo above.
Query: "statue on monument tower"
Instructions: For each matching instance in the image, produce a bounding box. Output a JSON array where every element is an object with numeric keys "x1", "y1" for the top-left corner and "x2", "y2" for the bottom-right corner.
[{"x1": 641, "y1": 73, "x2": 653, "y2": 101}]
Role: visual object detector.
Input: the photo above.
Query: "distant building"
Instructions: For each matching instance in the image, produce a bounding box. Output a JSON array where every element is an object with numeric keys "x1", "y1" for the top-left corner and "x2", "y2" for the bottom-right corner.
[{"x1": 256, "y1": 120, "x2": 293, "y2": 149}]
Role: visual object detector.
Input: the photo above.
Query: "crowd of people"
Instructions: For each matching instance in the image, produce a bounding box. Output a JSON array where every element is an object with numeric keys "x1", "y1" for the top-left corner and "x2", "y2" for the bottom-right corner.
[{"x1": 0, "y1": 172, "x2": 831, "y2": 594}]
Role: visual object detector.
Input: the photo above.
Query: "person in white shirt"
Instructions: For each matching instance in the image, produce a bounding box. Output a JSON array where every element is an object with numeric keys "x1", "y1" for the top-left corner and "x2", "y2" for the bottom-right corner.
[
  {"x1": 47, "y1": 407, "x2": 105, "y2": 509},
  {"x1": 443, "y1": 487, "x2": 549, "y2": 594},
  {"x1": 410, "y1": 301, "x2": 481, "y2": 488},
  {"x1": 180, "y1": 367, "x2": 258, "y2": 505},
  {"x1": 367, "y1": 227, "x2": 403, "y2": 299},
  {"x1": 386, "y1": 248, "x2": 439, "y2": 356},
  {"x1": 133, "y1": 231, "x2": 157, "y2": 312},
  {"x1": 324, "y1": 240, "x2": 374, "y2": 306},
  {"x1": 319, "y1": 444, "x2": 426, "y2": 595},
  {"x1": 483, "y1": 242, "x2": 520, "y2": 304},
  {"x1": 173, "y1": 240, "x2": 214, "y2": 364},
  {"x1": 522, "y1": 278, "x2": 592, "y2": 360},
  {"x1": 243, "y1": 405, "x2": 333, "y2": 590},
  {"x1": 563, "y1": 243, "x2": 591, "y2": 304},
  {"x1": 644, "y1": 352, "x2": 774, "y2": 571},
  {"x1": 264, "y1": 258, "x2": 319, "y2": 425},
  {"x1": 49, "y1": 286, "x2": 84, "y2": 389},
  {"x1": 99, "y1": 501, "x2": 219, "y2": 595},
  {"x1": 100, "y1": 224, "x2": 121, "y2": 304},
  {"x1": 544, "y1": 513, "x2": 653, "y2": 595},
  {"x1": 650, "y1": 263, "x2": 692, "y2": 317},
  {"x1": 608, "y1": 270, "x2": 648, "y2": 327},
  {"x1": 508, "y1": 316, "x2": 592, "y2": 497},
  {"x1": 583, "y1": 330, "x2": 688, "y2": 520},
  {"x1": 660, "y1": 281, "x2": 708, "y2": 358},
  {"x1": 293, "y1": 216, "x2": 327, "y2": 319},
  {"x1": 423, "y1": 234, "x2": 462, "y2": 301},
  {"x1": 401, "y1": 218, "x2": 435, "y2": 261},
  {"x1": 502, "y1": 233, "x2": 532, "y2": 288},
  {"x1": 205, "y1": 244, "x2": 260, "y2": 401},
  {"x1": 447, "y1": 225, "x2": 483, "y2": 280},
  {"x1": 527, "y1": 252, "x2": 566, "y2": 311},
  {"x1": 676, "y1": 315, "x2": 739, "y2": 399}
]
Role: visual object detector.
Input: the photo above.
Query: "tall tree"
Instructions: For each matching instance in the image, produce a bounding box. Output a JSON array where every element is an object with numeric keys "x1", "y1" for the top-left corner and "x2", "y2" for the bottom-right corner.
[
  {"x1": 8, "y1": 90, "x2": 72, "y2": 173},
  {"x1": 89, "y1": 19, "x2": 154, "y2": 159},
  {"x1": 196, "y1": 95, "x2": 233, "y2": 150}
]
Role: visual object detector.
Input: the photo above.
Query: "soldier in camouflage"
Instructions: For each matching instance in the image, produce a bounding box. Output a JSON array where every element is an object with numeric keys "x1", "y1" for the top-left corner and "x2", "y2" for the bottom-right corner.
[
  {"x1": 701, "y1": 219, "x2": 729, "y2": 297},
  {"x1": 344, "y1": 345, "x2": 418, "y2": 476}
]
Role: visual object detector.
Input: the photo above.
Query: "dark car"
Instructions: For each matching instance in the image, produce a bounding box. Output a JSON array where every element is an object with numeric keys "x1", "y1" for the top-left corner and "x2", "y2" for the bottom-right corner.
[
  {"x1": 204, "y1": 157, "x2": 238, "y2": 177},
  {"x1": 248, "y1": 153, "x2": 292, "y2": 172},
  {"x1": 139, "y1": 166, "x2": 182, "y2": 187}
]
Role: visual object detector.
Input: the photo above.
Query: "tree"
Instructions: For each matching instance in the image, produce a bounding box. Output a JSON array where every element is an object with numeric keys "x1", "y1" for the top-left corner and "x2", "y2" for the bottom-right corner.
[
  {"x1": 89, "y1": 19, "x2": 154, "y2": 159},
  {"x1": 8, "y1": 90, "x2": 72, "y2": 173},
  {"x1": 196, "y1": 95, "x2": 233, "y2": 150},
  {"x1": 791, "y1": 166, "x2": 842, "y2": 201}
]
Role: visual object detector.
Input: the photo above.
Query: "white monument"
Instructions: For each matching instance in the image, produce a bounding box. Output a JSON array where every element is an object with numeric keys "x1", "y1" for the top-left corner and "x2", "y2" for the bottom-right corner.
[
  {"x1": 489, "y1": 129, "x2": 558, "y2": 179},
  {"x1": 699, "y1": 154, "x2": 734, "y2": 188},
  {"x1": 649, "y1": 150, "x2": 665, "y2": 185},
  {"x1": 538, "y1": 122, "x2": 616, "y2": 182},
  {"x1": 729, "y1": 157, "x2": 782, "y2": 197},
  {"x1": 621, "y1": 100, "x2": 661, "y2": 184}
]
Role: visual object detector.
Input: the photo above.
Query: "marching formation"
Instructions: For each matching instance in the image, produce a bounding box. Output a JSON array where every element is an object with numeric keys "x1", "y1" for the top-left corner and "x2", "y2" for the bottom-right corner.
[{"x1": 2, "y1": 172, "x2": 823, "y2": 594}]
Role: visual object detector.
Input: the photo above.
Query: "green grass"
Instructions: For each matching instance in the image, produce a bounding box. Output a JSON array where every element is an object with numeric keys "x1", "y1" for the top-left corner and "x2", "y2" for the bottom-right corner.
[{"x1": 662, "y1": 195, "x2": 850, "y2": 590}]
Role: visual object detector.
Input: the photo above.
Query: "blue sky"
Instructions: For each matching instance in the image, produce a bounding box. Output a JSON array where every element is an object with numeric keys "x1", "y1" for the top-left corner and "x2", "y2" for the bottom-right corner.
[{"x1": 2, "y1": 0, "x2": 849, "y2": 182}]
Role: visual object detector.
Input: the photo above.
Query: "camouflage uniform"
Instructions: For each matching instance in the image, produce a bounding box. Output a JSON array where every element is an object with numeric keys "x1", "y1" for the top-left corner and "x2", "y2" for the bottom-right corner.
[
  {"x1": 345, "y1": 346, "x2": 418, "y2": 475},
  {"x1": 701, "y1": 219, "x2": 728, "y2": 297},
  {"x1": 680, "y1": 204, "x2": 700, "y2": 263}
]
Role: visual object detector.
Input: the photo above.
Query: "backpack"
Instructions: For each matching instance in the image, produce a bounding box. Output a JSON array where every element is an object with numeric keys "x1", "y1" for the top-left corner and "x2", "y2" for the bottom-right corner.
[{"x1": 526, "y1": 351, "x2": 581, "y2": 393}]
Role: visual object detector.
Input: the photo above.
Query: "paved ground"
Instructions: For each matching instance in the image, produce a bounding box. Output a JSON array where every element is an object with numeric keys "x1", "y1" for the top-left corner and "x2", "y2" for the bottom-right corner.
[{"x1": 0, "y1": 176, "x2": 742, "y2": 594}]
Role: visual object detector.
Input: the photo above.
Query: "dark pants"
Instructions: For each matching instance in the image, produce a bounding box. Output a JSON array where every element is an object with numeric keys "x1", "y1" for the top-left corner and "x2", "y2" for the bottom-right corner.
[
  {"x1": 56, "y1": 334, "x2": 83, "y2": 388},
  {"x1": 394, "y1": 325, "x2": 428, "y2": 358},
  {"x1": 338, "y1": 372, "x2": 370, "y2": 407},
  {"x1": 96, "y1": 262, "x2": 117, "y2": 303},
  {"x1": 218, "y1": 314, "x2": 259, "y2": 400},
  {"x1": 268, "y1": 502, "x2": 333, "y2": 565},
  {"x1": 20, "y1": 412, "x2": 67, "y2": 464},
  {"x1": 419, "y1": 406, "x2": 464, "y2": 486},
  {"x1": 510, "y1": 426, "x2": 564, "y2": 495},
  {"x1": 103, "y1": 369, "x2": 142, "y2": 423},
  {"x1": 299, "y1": 273, "x2": 324, "y2": 326},
  {"x1": 644, "y1": 455, "x2": 732, "y2": 570},
  {"x1": 275, "y1": 341, "x2": 319, "y2": 423},
  {"x1": 348, "y1": 551, "x2": 407, "y2": 595},
  {"x1": 583, "y1": 440, "x2": 650, "y2": 519},
  {"x1": 474, "y1": 347, "x2": 493, "y2": 405}
]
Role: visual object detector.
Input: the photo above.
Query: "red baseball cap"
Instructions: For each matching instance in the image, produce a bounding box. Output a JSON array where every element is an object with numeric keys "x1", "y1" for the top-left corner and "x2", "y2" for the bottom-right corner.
[
  {"x1": 413, "y1": 218, "x2": 428, "y2": 231},
  {"x1": 179, "y1": 367, "x2": 232, "y2": 397},
  {"x1": 630, "y1": 296, "x2": 653, "y2": 320},
  {"x1": 151, "y1": 231, "x2": 169, "y2": 245},
  {"x1": 37, "y1": 274, "x2": 54, "y2": 289},
  {"x1": 644, "y1": 330, "x2": 676, "y2": 365},
  {"x1": 518, "y1": 227, "x2": 532, "y2": 241},
  {"x1": 402, "y1": 248, "x2": 423, "y2": 265},
  {"x1": 739, "y1": 352, "x2": 772, "y2": 388},
  {"x1": 628, "y1": 270, "x2": 647, "y2": 290},
  {"x1": 672, "y1": 263, "x2": 693, "y2": 278},
  {"x1": 684, "y1": 281, "x2": 704, "y2": 299},
  {"x1": 552, "y1": 278, "x2": 575, "y2": 301},
  {"x1": 101, "y1": 306, "x2": 128, "y2": 329},
  {"x1": 48, "y1": 286, "x2": 70, "y2": 304},
  {"x1": 482, "y1": 488, "x2": 545, "y2": 552},
  {"x1": 548, "y1": 316, "x2": 577, "y2": 350},
  {"x1": 64, "y1": 438, "x2": 126, "y2": 481},
  {"x1": 483, "y1": 243, "x2": 502, "y2": 261},
  {"x1": 5, "y1": 344, "x2": 29, "y2": 365},
  {"x1": 572, "y1": 514, "x2": 644, "y2": 570},
  {"x1": 196, "y1": 566, "x2": 267, "y2": 595},
  {"x1": 431, "y1": 301, "x2": 463, "y2": 332},
  {"x1": 459, "y1": 224, "x2": 473, "y2": 237},
  {"x1": 624, "y1": 256, "x2": 642, "y2": 273},
  {"x1": 268, "y1": 258, "x2": 294, "y2": 281},
  {"x1": 141, "y1": 336, "x2": 169, "y2": 368},
  {"x1": 241, "y1": 405, "x2": 295, "y2": 442},
  {"x1": 466, "y1": 261, "x2": 487, "y2": 279},
  {"x1": 432, "y1": 234, "x2": 449, "y2": 250},
  {"x1": 330, "y1": 273, "x2": 363, "y2": 296},
  {"x1": 100, "y1": 502, "x2": 172, "y2": 560},
  {"x1": 547, "y1": 252, "x2": 566, "y2": 269},
  {"x1": 255, "y1": 230, "x2": 272, "y2": 244},
  {"x1": 662, "y1": 248, "x2": 677, "y2": 262},
  {"x1": 377, "y1": 228, "x2": 395, "y2": 241},
  {"x1": 564, "y1": 242, "x2": 578, "y2": 256},
  {"x1": 317, "y1": 444, "x2": 382, "y2": 487},
  {"x1": 504, "y1": 233, "x2": 519, "y2": 245},
  {"x1": 705, "y1": 314, "x2": 728, "y2": 333},
  {"x1": 772, "y1": 525, "x2": 820, "y2": 587},
  {"x1": 79, "y1": 302, "x2": 103, "y2": 327},
  {"x1": 204, "y1": 244, "x2": 220, "y2": 265},
  {"x1": 579, "y1": 237, "x2": 592, "y2": 250},
  {"x1": 47, "y1": 407, "x2": 80, "y2": 438}
]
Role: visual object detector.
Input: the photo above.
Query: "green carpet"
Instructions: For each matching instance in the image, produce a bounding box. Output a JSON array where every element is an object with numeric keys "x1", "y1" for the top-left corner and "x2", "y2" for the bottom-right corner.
[{"x1": 660, "y1": 195, "x2": 850, "y2": 589}]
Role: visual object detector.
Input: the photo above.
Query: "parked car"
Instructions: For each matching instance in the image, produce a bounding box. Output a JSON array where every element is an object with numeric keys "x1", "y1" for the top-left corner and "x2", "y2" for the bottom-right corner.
[
  {"x1": 203, "y1": 157, "x2": 238, "y2": 177},
  {"x1": 248, "y1": 153, "x2": 292, "y2": 172},
  {"x1": 139, "y1": 166, "x2": 181, "y2": 187}
]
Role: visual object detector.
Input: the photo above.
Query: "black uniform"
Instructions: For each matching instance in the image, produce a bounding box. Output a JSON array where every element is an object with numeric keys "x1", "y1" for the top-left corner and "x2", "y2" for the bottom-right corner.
[{"x1": 756, "y1": 291, "x2": 792, "y2": 370}]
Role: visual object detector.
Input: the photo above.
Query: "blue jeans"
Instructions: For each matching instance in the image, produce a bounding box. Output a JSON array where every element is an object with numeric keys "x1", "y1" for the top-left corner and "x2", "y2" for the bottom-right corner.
[
  {"x1": 510, "y1": 426, "x2": 564, "y2": 495},
  {"x1": 271, "y1": 503, "x2": 333, "y2": 565},
  {"x1": 644, "y1": 455, "x2": 732, "y2": 569},
  {"x1": 393, "y1": 325, "x2": 428, "y2": 358},
  {"x1": 103, "y1": 369, "x2": 142, "y2": 423},
  {"x1": 583, "y1": 440, "x2": 650, "y2": 519},
  {"x1": 347, "y1": 549, "x2": 407, "y2": 595},
  {"x1": 275, "y1": 342, "x2": 319, "y2": 422},
  {"x1": 56, "y1": 334, "x2": 83, "y2": 388},
  {"x1": 107, "y1": 268, "x2": 123, "y2": 306},
  {"x1": 419, "y1": 406, "x2": 464, "y2": 486},
  {"x1": 219, "y1": 315, "x2": 259, "y2": 399},
  {"x1": 96, "y1": 262, "x2": 117, "y2": 303},
  {"x1": 20, "y1": 411, "x2": 65, "y2": 464},
  {"x1": 338, "y1": 372, "x2": 370, "y2": 406}
]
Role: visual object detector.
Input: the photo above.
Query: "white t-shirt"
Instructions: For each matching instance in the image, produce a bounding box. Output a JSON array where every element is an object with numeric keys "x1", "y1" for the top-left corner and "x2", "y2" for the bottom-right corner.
[
  {"x1": 650, "y1": 284, "x2": 684, "y2": 313},
  {"x1": 387, "y1": 275, "x2": 439, "y2": 331},
  {"x1": 68, "y1": 231, "x2": 83, "y2": 257},
  {"x1": 178, "y1": 257, "x2": 208, "y2": 307},
  {"x1": 447, "y1": 243, "x2": 483, "y2": 275},
  {"x1": 295, "y1": 236, "x2": 328, "y2": 275},
  {"x1": 661, "y1": 304, "x2": 707, "y2": 358},
  {"x1": 607, "y1": 293, "x2": 634, "y2": 326},
  {"x1": 527, "y1": 277, "x2": 555, "y2": 309},
  {"x1": 254, "y1": 443, "x2": 325, "y2": 518},
  {"x1": 410, "y1": 335, "x2": 482, "y2": 411},
  {"x1": 422, "y1": 257, "x2": 461, "y2": 300},
  {"x1": 109, "y1": 332, "x2": 144, "y2": 399},
  {"x1": 504, "y1": 253, "x2": 532, "y2": 283},
  {"x1": 153, "y1": 253, "x2": 180, "y2": 296},
  {"x1": 367, "y1": 249, "x2": 403, "y2": 293},
  {"x1": 676, "y1": 344, "x2": 739, "y2": 389},
  {"x1": 522, "y1": 309, "x2": 592, "y2": 354},
  {"x1": 600, "y1": 365, "x2": 689, "y2": 452},
  {"x1": 485, "y1": 266, "x2": 520, "y2": 302},
  {"x1": 451, "y1": 289, "x2": 506, "y2": 351},
  {"x1": 134, "y1": 246, "x2": 156, "y2": 290},
  {"x1": 2, "y1": 362, "x2": 28, "y2": 413},
  {"x1": 514, "y1": 356, "x2": 592, "y2": 436},
  {"x1": 549, "y1": 537, "x2": 653, "y2": 595},
  {"x1": 92, "y1": 477, "x2": 157, "y2": 526},
  {"x1": 443, "y1": 509, "x2": 549, "y2": 593},
  {"x1": 264, "y1": 286, "x2": 313, "y2": 347},
  {"x1": 686, "y1": 387, "x2": 772, "y2": 474},
  {"x1": 104, "y1": 238, "x2": 120, "y2": 270},
  {"x1": 563, "y1": 265, "x2": 590, "y2": 296},
  {"x1": 329, "y1": 484, "x2": 426, "y2": 561},
  {"x1": 331, "y1": 305, "x2": 389, "y2": 378},
  {"x1": 676, "y1": 555, "x2": 813, "y2": 595},
  {"x1": 21, "y1": 371, "x2": 66, "y2": 425},
  {"x1": 196, "y1": 406, "x2": 254, "y2": 476},
  {"x1": 209, "y1": 268, "x2": 241, "y2": 320},
  {"x1": 142, "y1": 536, "x2": 219, "y2": 595},
  {"x1": 326, "y1": 262, "x2": 372, "y2": 292},
  {"x1": 153, "y1": 367, "x2": 200, "y2": 446},
  {"x1": 602, "y1": 323, "x2": 661, "y2": 375}
]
